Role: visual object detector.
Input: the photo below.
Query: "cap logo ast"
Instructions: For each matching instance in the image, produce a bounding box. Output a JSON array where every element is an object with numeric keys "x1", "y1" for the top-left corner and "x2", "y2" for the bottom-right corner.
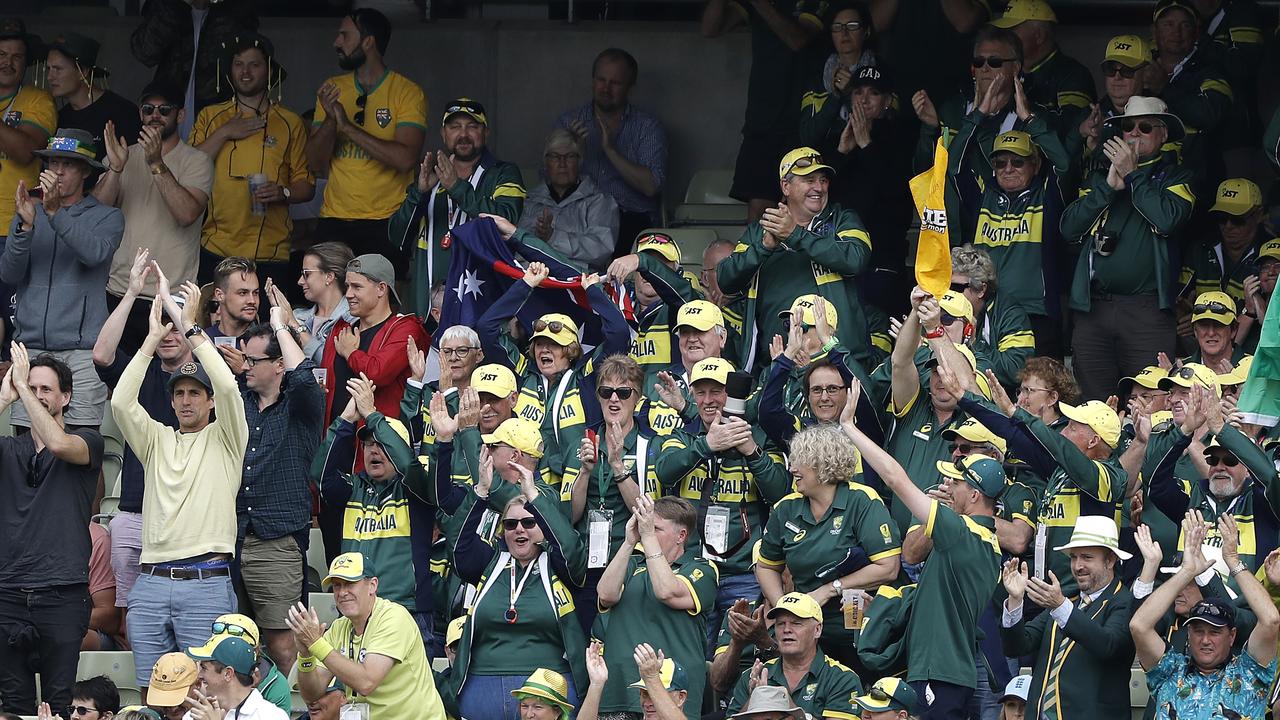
[
  {"x1": 375, "y1": 108, "x2": 391, "y2": 128},
  {"x1": 687, "y1": 306, "x2": 703, "y2": 314},
  {"x1": 1115, "y1": 42, "x2": 1132, "y2": 50},
  {"x1": 481, "y1": 372, "x2": 499, "y2": 382},
  {"x1": 1222, "y1": 189, "x2": 1238, "y2": 198},
  {"x1": 781, "y1": 594, "x2": 803, "y2": 606}
]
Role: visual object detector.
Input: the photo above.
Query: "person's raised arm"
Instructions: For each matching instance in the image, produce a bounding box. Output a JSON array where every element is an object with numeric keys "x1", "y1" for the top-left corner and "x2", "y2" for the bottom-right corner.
[
  {"x1": 477, "y1": 259, "x2": 543, "y2": 371},
  {"x1": 940, "y1": 0, "x2": 988, "y2": 33},
  {"x1": 841, "y1": 378, "x2": 930, "y2": 523},
  {"x1": 890, "y1": 289, "x2": 926, "y2": 412},
  {"x1": 109, "y1": 298, "x2": 170, "y2": 457},
  {"x1": 750, "y1": 0, "x2": 822, "y2": 51},
  {"x1": 270, "y1": 306, "x2": 306, "y2": 370},
  {"x1": 635, "y1": 645, "x2": 687, "y2": 720},
  {"x1": 1227, "y1": 515, "x2": 1279, "y2": 666},
  {"x1": 634, "y1": 495, "x2": 698, "y2": 610},
  {"x1": 94, "y1": 249, "x2": 152, "y2": 367},
  {"x1": 716, "y1": 227, "x2": 773, "y2": 295},
  {"x1": 12, "y1": 343, "x2": 91, "y2": 465},
  {"x1": 328, "y1": 97, "x2": 424, "y2": 174},
  {"x1": 140, "y1": 126, "x2": 209, "y2": 227},
  {"x1": 596, "y1": 512, "x2": 639, "y2": 609},
  {"x1": 701, "y1": 0, "x2": 746, "y2": 37},
  {"x1": 576, "y1": 641, "x2": 608, "y2": 720},
  {"x1": 310, "y1": 401, "x2": 358, "y2": 508},
  {"x1": 90, "y1": 123, "x2": 127, "y2": 206},
  {"x1": 1130, "y1": 512, "x2": 1211, "y2": 669}
]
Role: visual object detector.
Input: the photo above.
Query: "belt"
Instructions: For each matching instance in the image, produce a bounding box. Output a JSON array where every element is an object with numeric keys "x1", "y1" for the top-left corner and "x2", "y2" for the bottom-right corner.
[{"x1": 139, "y1": 564, "x2": 231, "y2": 580}]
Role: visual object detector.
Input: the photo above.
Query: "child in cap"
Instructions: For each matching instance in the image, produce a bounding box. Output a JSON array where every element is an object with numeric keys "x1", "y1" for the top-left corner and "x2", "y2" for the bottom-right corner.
[{"x1": 999, "y1": 674, "x2": 1031, "y2": 719}]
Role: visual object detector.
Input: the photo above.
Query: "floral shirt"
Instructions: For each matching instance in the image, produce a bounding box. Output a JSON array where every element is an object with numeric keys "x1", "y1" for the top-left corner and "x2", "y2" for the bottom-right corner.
[{"x1": 1147, "y1": 648, "x2": 1277, "y2": 719}]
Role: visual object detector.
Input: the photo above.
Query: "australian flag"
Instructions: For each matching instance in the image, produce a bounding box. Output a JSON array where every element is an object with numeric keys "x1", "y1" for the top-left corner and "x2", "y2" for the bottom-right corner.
[{"x1": 438, "y1": 218, "x2": 608, "y2": 346}]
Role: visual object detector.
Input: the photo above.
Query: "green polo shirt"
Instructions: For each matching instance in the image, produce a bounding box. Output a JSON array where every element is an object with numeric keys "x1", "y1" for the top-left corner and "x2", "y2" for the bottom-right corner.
[
  {"x1": 598, "y1": 552, "x2": 719, "y2": 719},
  {"x1": 726, "y1": 649, "x2": 862, "y2": 720},
  {"x1": 905, "y1": 502, "x2": 1001, "y2": 688},
  {"x1": 885, "y1": 388, "x2": 966, "y2": 531},
  {"x1": 759, "y1": 482, "x2": 901, "y2": 647},
  {"x1": 559, "y1": 425, "x2": 662, "y2": 561}
]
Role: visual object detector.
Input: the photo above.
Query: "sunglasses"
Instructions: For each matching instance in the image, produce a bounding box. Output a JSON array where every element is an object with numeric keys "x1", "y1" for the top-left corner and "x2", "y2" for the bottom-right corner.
[
  {"x1": 212, "y1": 621, "x2": 255, "y2": 641},
  {"x1": 809, "y1": 384, "x2": 846, "y2": 397},
  {"x1": 534, "y1": 319, "x2": 570, "y2": 334},
  {"x1": 949, "y1": 442, "x2": 982, "y2": 455},
  {"x1": 1102, "y1": 62, "x2": 1140, "y2": 79},
  {"x1": 597, "y1": 386, "x2": 637, "y2": 400},
  {"x1": 1194, "y1": 301, "x2": 1234, "y2": 315},
  {"x1": 1120, "y1": 118, "x2": 1164, "y2": 134},
  {"x1": 1206, "y1": 452, "x2": 1240, "y2": 467},
  {"x1": 972, "y1": 56, "x2": 1015, "y2": 69},
  {"x1": 441, "y1": 346, "x2": 479, "y2": 357},
  {"x1": 354, "y1": 93, "x2": 368, "y2": 126},
  {"x1": 868, "y1": 685, "x2": 893, "y2": 702},
  {"x1": 502, "y1": 517, "x2": 538, "y2": 531},
  {"x1": 1171, "y1": 366, "x2": 1200, "y2": 381},
  {"x1": 992, "y1": 156, "x2": 1029, "y2": 170},
  {"x1": 940, "y1": 312, "x2": 963, "y2": 326},
  {"x1": 784, "y1": 154, "x2": 824, "y2": 174},
  {"x1": 831, "y1": 21, "x2": 864, "y2": 32},
  {"x1": 66, "y1": 706, "x2": 100, "y2": 717},
  {"x1": 140, "y1": 103, "x2": 176, "y2": 117},
  {"x1": 638, "y1": 233, "x2": 674, "y2": 245},
  {"x1": 1216, "y1": 214, "x2": 1250, "y2": 227},
  {"x1": 949, "y1": 281, "x2": 972, "y2": 293}
]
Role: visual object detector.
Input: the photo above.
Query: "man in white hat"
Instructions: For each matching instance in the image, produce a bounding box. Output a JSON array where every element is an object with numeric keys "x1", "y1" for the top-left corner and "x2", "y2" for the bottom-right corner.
[
  {"x1": 1061, "y1": 94, "x2": 1196, "y2": 401},
  {"x1": 999, "y1": 515, "x2": 1135, "y2": 720}
]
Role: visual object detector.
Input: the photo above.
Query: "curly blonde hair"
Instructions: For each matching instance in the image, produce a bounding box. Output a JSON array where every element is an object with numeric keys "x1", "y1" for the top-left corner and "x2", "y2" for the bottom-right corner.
[{"x1": 788, "y1": 425, "x2": 859, "y2": 485}]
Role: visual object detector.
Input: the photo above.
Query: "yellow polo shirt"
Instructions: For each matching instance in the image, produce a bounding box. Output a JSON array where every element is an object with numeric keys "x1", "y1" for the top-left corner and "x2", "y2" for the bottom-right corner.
[
  {"x1": 0, "y1": 85, "x2": 56, "y2": 232},
  {"x1": 192, "y1": 100, "x2": 312, "y2": 261},
  {"x1": 313, "y1": 70, "x2": 427, "y2": 220}
]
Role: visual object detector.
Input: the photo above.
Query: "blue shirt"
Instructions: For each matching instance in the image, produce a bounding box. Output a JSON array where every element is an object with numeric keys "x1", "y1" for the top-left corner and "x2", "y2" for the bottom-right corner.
[
  {"x1": 557, "y1": 102, "x2": 667, "y2": 218},
  {"x1": 1147, "y1": 648, "x2": 1277, "y2": 719}
]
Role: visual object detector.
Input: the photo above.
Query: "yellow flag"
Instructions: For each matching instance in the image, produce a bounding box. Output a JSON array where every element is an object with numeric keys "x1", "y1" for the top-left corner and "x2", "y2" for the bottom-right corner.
[{"x1": 909, "y1": 137, "x2": 951, "y2": 299}]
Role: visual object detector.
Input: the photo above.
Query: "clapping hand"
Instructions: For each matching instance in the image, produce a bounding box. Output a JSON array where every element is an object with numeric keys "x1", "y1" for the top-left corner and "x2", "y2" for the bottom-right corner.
[
  {"x1": 285, "y1": 602, "x2": 328, "y2": 650},
  {"x1": 912, "y1": 90, "x2": 938, "y2": 128},
  {"x1": 335, "y1": 323, "x2": 359, "y2": 359},
  {"x1": 1025, "y1": 570, "x2": 1066, "y2": 610},
  {"x1": 747, "y1": 659, "x2": 769, "y2": 693},
  {"x1": 416, "y1": 151, "x2": 438, "y2": 193},
  {"x1": 586, "y1": 640, "x2": 609, "y2": 685},
  {"x1": 407, "y1": 336, "x2": 428, "y2": 381},
  {"x1": 1002, "y1": 558, "x2": 1029, "y2": 603},
  {"x1": 347, "y1": 374, "x2": 377, "y2": 418},
  {"x1": 1134, "y1": 524, "x2": 1162, "y2": 576},
  {"x1": 634, "y1": 643, "x2": 664, "y2": 682},
  {"x1": 185, "y1": 689, "x2": 226, "y2": 720},
  {"x1": 476, "y1": 445, "x2": 496, "y2": 498},
  {"x1": 1219, "y1": 512, "x2": 1241, "y2": 567},
  {"x1": 759, "y1": 203, "x2": 797, "y2": 242},
  {"x1": 127, "y1": 248, "x2": 154, "y2": 296},
  {"x1": 535, "y1": 209, "x2": 555, "y2": 241},
  {"x1": 436, "y1": 150, "x2": 459, "y2": 190},
  {"x1": 653, "y1": 371, "x2": 687, "y2": 412},
  {"x1": 101, "y1": 120, "x2": 128, "y2": 172}
]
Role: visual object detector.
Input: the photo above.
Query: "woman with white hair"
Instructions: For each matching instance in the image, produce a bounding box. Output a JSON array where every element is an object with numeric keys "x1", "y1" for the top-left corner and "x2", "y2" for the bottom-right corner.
[{"x1": 518, "y1": 128, "x2": 620, "y2": 272}]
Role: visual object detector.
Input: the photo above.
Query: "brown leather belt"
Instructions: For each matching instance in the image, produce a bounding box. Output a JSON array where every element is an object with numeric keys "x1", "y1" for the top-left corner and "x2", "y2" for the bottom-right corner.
[{"x1": 139, "y1": 564, "x2": 231, "y2": 580}]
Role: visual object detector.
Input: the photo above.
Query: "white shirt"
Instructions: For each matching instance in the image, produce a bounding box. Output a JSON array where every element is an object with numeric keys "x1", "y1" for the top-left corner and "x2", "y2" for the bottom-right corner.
[
  {"x1": 182, "y1": 688, "x2": 288, "y2": 720},
  {"x1": 1002, "y1": 584, "x2": 1108, "y2": 630}
]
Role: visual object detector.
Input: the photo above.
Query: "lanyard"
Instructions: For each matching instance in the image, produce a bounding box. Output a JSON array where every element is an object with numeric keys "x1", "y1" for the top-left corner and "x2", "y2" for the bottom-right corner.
[{"x1": 506, "y1": 555, "x2": 538, "y2": 624}]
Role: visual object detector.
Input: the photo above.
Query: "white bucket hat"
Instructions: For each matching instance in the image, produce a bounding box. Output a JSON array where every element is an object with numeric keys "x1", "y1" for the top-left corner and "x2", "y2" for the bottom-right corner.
[
  {"x1": 1103, "y1": 95, "x2": 1185, "y2": 141},
  {"x1": 1053, "y1": 515, "x2": 1133, "y2": 561}
]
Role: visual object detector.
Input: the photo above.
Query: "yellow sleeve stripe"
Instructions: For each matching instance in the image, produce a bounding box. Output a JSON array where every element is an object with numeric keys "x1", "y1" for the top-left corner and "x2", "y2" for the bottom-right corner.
[
  {"x1": 801, "y1": 91, "x2": 829, "y2": 115},
  {"x1": 714, "y1": 645, "x2": 729, "y2": 656},
  {"x1": 1200, "y1": 78, "x2": 1234, "y2": 99},
  {"x1": 1228, "y1": 27, "x2": 1263, "y2": 43},
  {"x1": 1095, "y1": 462, "x2": 1113, "y2": 503},
  {"x1": 924, "y1": 499, "x2": 940, "y2": 538},
  {"x1": 871, "y1": 333, "x2": 892, "y2": 354},
  {"x1": 998, "y1": 331, "x2": 1036, "y2": 351},
  {"x1": 678, "y1": 575, "x2": 701, "y2": 616},
  {"x1": 836, "y1": 228, "x2": 872, "y2": 248},
  {"x1": 797, "y1": 12, "x2": 823, "y2": 29},
  {"x1": 1013, "y1": 513, "x2": 1035, "y2": 528},
  {"x1": 493, "y1": 183, "x2": 527, "y2": 199},
  {"x1": 756, "y1": 555, "x2": 787, "y2": 568},
  {"x1": 825, "y1": 712, "x2": 858, "y2": 720},
  {"x1": 868, "y1": 548, "x2": 903, "y2": 562},
  {"x1": 891, "y1": 386, "x2": 920, "y2": 418},
  {"x1": 1057, "y1": 91, "x2": 1092, "y2": 109},
  {"x1": 1166, "y1": 183, "x2": 1195, "y2": 204}
]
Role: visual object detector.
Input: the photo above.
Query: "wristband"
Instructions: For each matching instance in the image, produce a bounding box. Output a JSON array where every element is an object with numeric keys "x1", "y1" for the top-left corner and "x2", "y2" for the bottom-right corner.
[
  {"x1": 645, "y1": 551, "x2": 664, "y2": 560},
  {"x1": 308, "y1": 637, "x2": 335, "y2": 660},
  {"x1": 821, "y1": 337, "x2": 839, "y2": 353},
  {"x1": 923, "y1": 325, "x2": 946, "y2": 340},
  {"x1": 297, "y1": 656, "x2": 318, "y2": 673}
]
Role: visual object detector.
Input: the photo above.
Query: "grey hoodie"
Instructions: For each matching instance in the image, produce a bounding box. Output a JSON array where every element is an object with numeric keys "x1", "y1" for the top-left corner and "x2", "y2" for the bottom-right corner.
[
  {"x1": 517, "y1": 175, "x2": 620, "y2": 273},
  {"x1": 3, "y1": 195, "x2": 124, "y2": 349}
]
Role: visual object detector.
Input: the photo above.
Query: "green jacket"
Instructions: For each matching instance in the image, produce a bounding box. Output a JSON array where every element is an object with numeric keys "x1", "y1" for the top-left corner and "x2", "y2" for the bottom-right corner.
[
  {"x1": 1157, "y1": 46, "x2": 1233, "y2": 191},
  {"x1": 1021, "y1": 49, "x2": 1096, "y2": 138},
  {"x1": 632, "y1": 252, "x2": 702, "y2": 382},
  {"x1": 387, "y1": 152, "x2": 526, "y2": 314},
  {"x1": 1178, "y1": 233, "x2": 1266, "y2": 310},
  {"x1": 974, "y1": 295, "x2": 1036, "y2": 391},
  {"x1": 1060, "y1": 154, "x2": 1196, "y2": 312},
  {"x1": 717, "y1": 203, "x2": 873, "y2": 373}
]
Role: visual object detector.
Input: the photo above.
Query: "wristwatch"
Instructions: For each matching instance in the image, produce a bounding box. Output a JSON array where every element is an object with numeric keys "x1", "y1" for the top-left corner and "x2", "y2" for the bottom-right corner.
[
  {"x1": 184, "y1": 324, "x2": 204, "y2": 339},
  {"x1": 831, "y1": 578, "x2": 844, "y2": 594},
  {"x1": 282, "y1": 186, "x2": 292, "y2": 201}
]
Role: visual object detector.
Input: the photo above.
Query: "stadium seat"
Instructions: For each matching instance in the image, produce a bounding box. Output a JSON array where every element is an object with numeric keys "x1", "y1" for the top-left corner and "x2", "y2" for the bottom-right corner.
[
  {"x1": 431, "y1": 657, "x2": 450, "y2": 673},
  {"x1": 635, "y1": 227, "x2": 717, "y2": 274},
  {"x1": 683, "y1": 170, "x2": 738, "y2": 205},
  {"x1": 1129, "y1": 666, "x2": 1149, "y2": 708},
  {"x1": 520, "y1": 165, "x2": 541, "y2": 190},
  {"x1": 310, "y1": 592, "x2": 340, "y2": 626},
  {"x1": 100, "y1": 402, "x2": 125, "y2": 499},
  {"x1": 672, "y1": 203, "x2": 748, "y2": 226},
  {"x1": 306, "y1": 527, "x2": 327, "y2": 589},
  {"x1": 77, "y1": 651, "x2": 137, "y2": 698}
]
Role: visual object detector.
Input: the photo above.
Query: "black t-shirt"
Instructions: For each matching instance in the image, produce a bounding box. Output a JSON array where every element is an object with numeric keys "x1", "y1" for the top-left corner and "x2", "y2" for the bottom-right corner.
[
  {"x1": 329, "y1": 318, "x2": 387, "y2": 423},
  {"x1": 0, "y1": 427, "x2": 105, "y2": 588},
  {"x1": 58, "y1": 90, "x2": 144, "y2": 150},
  {"x1": 96, "y1": 353, "x2": 180, "y2": 513}
]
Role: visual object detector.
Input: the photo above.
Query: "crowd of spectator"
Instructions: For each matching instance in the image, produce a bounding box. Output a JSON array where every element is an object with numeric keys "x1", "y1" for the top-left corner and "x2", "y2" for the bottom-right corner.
[{"x1": 0, "y1": 0, "x2": 1279, "y2": 719}]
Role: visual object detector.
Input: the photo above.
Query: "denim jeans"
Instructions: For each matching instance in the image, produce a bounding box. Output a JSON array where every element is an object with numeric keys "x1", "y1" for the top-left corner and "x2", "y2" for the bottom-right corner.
[
  {"x1": 127, "y1": 572, "x2": 236, "y2": 686},
  {"x1": 0, "y1": 584, "x2": 90, "y2": 715},
  {"x1": 457, "y1": 672, "x2": 578, "y2": 720},
  {"x1": 706, "y1": 571, "x2": 761, "y2": 653}
]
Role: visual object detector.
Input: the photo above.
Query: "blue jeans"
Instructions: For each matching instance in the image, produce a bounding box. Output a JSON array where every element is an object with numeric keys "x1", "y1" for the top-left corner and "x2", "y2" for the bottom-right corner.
[
  {"x1": 457, "y1": 672, "x2": 578, "y2": 720},
  {"x1": 127, "y1": 572, "x2": 236, "y2": 686},
  {"x1": 706, "y1": 571, "x2": 761, "y2": 653}
]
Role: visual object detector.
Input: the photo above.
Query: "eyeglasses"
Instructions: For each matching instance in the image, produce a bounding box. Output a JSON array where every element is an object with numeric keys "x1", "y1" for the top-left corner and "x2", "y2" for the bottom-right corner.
[
  {"x1": 243, "y1": 354, "x2": 278, "y2": 367},
  {"x1": 1102, "y1": 62, "x2": 1140, "y2": 79},
  {"x1": 140, "y1": 103, "x2": 176, "y2": 117},
  {"x1": 992, "y1": 156, "x2": 1029, "y2": 170},
  {"x1": 534, "y1": 319, "x2": 569, "y2": 335},
  {"x1": 972, "y1": 56, "x2": 1015, "y2": 69},
  {"x1": 597, "y1": 386, "x2": 637, "y2": 400},
  {"x1": 300, "y1": 269, "x2": 323, "y2": 279},
  {"x1": 1017, "y1": 385, "x2": 1050, "y2": 396},
  {"x1": 545, "y1": 152, "x2": 581, "y2": 164},
  {"x1": 831, "y1": 21, "x2": 864, "y2": 32},
  {"x1": 868, "y1": 684, "x2": 893, "y2": 702},
  {"x1": 809, "y1": 385, "x2": 846, "y2": 397},
  {"x1": 949, "y1": 281, "x2": 972, "y2": 293},
  {"x1": 502, "y1": 517, "x2": 538, "y2": 531},
  {"x1": 1216, "y1": 214, "x2": 1250, "y2": 227},
  {"x1": 1193, "y1": 301, "x2": 1234, "y2": 315},
  {"x1": 1120, "y1": 119, "x2": 1165, "y2": 134},
  {"x1": 211, "y1": 621, "x2": 255, "y2": 640},
  {"x1": 949, "y1": 442, "x2": 980, "y2": 455},
  {"x1": 354, "y1": 93, "x2": 368, "y2": 126},
  {"x1": 441, "y1": 346, "x2": 479, "y2": 358},
  {"x1": 1206, "y1": 452, "x2": 1240, "y2": 467},
  {"x1": 638, "y1": 233, "x2": 674, "y2": 246},
  {"x1": 66, "y1": 706, "x2": 100, "y2": 717}
]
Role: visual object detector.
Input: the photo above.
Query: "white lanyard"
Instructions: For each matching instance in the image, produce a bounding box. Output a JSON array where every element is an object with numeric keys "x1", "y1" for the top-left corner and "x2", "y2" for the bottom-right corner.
[
  {"x1": 550, "y1": 371, "x2": 574, "y2": 444},
  {"x1": 505, "y1": 555, "x2": 538, "y2": 624},
  {"x1": 424, "y1": 164, "x2": 487, "y2": 283}
]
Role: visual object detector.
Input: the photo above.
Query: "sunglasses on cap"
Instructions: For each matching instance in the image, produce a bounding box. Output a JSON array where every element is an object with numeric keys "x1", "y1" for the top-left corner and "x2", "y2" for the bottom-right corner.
[
  {"x1": 972, "y1": 56, "x2": 1015, "y2": 69},
  {"x1": 354, "y1": 93, "x2": 368, "y2": 126},
  {"x1": 212, "y1": 621, "x2": 255, "y2": 640},
  {"x1": 785, "y1": 154, "x2": 824, "y2": 173},
  {"x1": 992, "y1": 156, "x2": 1029, "y2": 170},
  {"x1": 1206, "y1": 451, "x2": 1240, "y2": 467},
  {"x1": 597, "y1": 385, "x2": 637, "y2": 400},
  {"x1": 502, "y1": 517, "x2": 538, "y2": 531},
  {"x1": 1120, "y1": 118, "x2": 1164, "y2": 134},
  {"x1": 638, "y1": 233, "x2": 674, "y2": 245},
  {"x1": 140, "y1": 103, "x2": 176, "y2": 117},
  {"x1": 534, "y1": 319, "x2": 570, "y2": 334},
  {"x1": 1216, "y1": 214, "x2": 1250, "y2": 227},
  {"x1": 1103, "y1": 62, "x2": 1140, "y2": 79},
  {"x1": 446, "y1": 102, "x2": 482, "y2": 116},
  {"x1": 1193, "y1": 301, "x2": 1234, "y2": 315},
  {"x1": 949, "y1": 442, "x2": 989, "y2": 455},
  {"x1": 868, "y1": 684, "x2": 895, "y2": 702},
  {"x1": 1170, "y1": 365, "x2": 1202, "y2": 381}
]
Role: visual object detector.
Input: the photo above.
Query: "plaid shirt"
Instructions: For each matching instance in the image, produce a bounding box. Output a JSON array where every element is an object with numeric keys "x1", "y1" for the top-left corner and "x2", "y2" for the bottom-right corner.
[
  {"x1": 237, "y1": 360, "x2": 326, "y2": 540},
  {"x1": 557, "y1": 102, "x2": 667, "y2": 217}
]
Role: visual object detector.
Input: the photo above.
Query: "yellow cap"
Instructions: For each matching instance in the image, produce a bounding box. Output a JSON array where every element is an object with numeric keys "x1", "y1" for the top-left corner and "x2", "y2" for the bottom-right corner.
[
  {"x1": 1059, "y1": 400, "x2": 1121, "y2": 448},
  {"x1": 1103, "y1": 34, "x2": 1152, "y2": 69},
  {"x1": 1217, "y1": 354, "x2": 1254, "y2": 386},
  {"x1": 636, "y1": 231, "x2": 681, "y2": 263},
  {"x1": 689, "y1": 357, "x2": 735, "y2": 386},
  {"x1": 675, "y1": 300, "x2": 724, "y2": 332},
  {"x1": 1260, "y1": 239, "x2": 1280, "y2": 262},
  {"x1": 1208, "y1": 179, "x2": 1262, "y2": 216},
  {"x1": 213, "y1": 613, "x2": 260, "y2": 646},
  {"x1": 1158, "y1": 362, "x2": 1223, "y2": 397},
  {"x1": 990, "y1": 130, "x2": 1037, "y2": 159},
  {"x1": 481, "y1": 417, "x2": 545, "y2": 458},
  {"x1": 780, "y1": 293, "x2": 840, "y2": 330},
  {"x1": 323, "y1": 551, "x2": 375, "y2": 586},
  {"x1": 1120, "y1": 366, "x2": 1167, "y2": 390},
  {"x1": 939, "y1": 291, "x2": 976, "y2": 324},
  {"x1": 628, "y1": 658, "x2": 688, "y2": 691},
  {"x1": 1151, "y1": 410, "x2": 1175, "y2": 430},
  {"x1": 766, "y1": 592, "x2": 824, "y2": 621},
  {"x1": 471, "y1": 363, "x2": 517, "y2": 399},
  {"x1": 942, "y1": 417, "x2": 1008, "y2": 454},
  {"x1": 148, "y1": 653, "x2": 199, "y2": 706},
  {"x1": 530, "y1": 313, "x2": 579, "y2": 347},
  {"x1": 991, "y1": 0, "x2": 1057, "y2": 27},
  {"x1": 779, "y1": 147, "x2": 833, "y2": 179},
  {"x1": 1191, "y1": 291, "x2": 1238, "y2": 325},
  {"x1": 445, "y1": 616, "x2": 467, "y2": 646}
]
